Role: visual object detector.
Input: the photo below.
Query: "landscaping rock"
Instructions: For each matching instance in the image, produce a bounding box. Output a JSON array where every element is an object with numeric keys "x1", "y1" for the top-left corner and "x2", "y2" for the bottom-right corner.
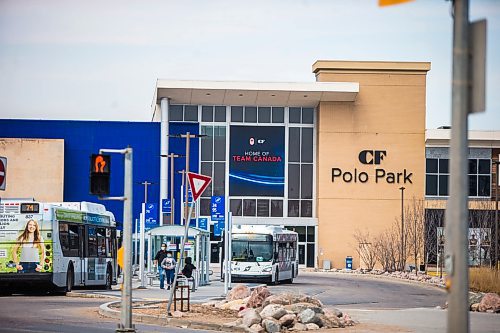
[
  {"x1": 468, "y1": 292, "x2": 485, "y2": 308},
  {"x1": 262, "y1": 293, "x2": 322, "y2": 308},
  {"x1": 249, "y1": 323, "x2": 265, "y2": 333},
  {"x1": 297, "y1": 308, "x2": 319, "y2": 324},
  {"x1": 324, "y1": 307, "x2": 343, "y2": 318},
  {"x1": 305, "y1": 323, "x2": 320, "y2": 330},
  {"x1": 478, "y1": 293, "x2": 500, "y2": 313},
  {"x1": 247, "y1": 286, "x2": 271, "y2": 308},
  {"x1": 261, "y1": 318, "x2": 281, "y2": 333},
  {"x1": 221, "y1": 298, "x2": 247, "y2": 311},
  {"x1": 316, "y1": 313, "x2": 342, "y2": 328},
  {"x1": 285, "y1": 302, "x2": 324, "y2": 315},
  {"x1": 471, "y1": 303, "x2": 480, "y2": 312},
  {"x1": 242, "y1": 309, "x2": 262, "y2": 327},
  {"x1": 228, "y1": 284, "x2": 251, "y2": 301},
  {"x1": 260, "y1": 304, "x2": 287, "y2": 320},
  {"x1": 290, "y1": 323, "x2": 307, "y2": 331},
  {"x1": 278, "y1": 313, "x2": 296, "y2": 327},
  {"x1": 238, "y1": 308, "x2": 251, "y2": 318}
]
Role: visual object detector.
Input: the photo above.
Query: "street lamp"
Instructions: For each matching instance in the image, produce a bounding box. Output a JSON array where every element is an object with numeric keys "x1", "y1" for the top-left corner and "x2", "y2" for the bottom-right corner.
[
  {"x1": 399, "y1": 186, "x2": 405, "y2": 271},
  {"x1": 494, "y1": 160, "x2": 499, "y2": 270},
  {"x1": 160, "y1": 153, "x2": 184, "y2": 226}
]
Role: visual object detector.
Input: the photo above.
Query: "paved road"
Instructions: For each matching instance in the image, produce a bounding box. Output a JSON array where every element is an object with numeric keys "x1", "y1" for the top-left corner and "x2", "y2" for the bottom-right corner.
[
  {"x1": 0, "y1": 294, "x2": 210, "y2": 333},
  {"x1": 268, "y1": 271, "x2": 447, "y2": 309}
]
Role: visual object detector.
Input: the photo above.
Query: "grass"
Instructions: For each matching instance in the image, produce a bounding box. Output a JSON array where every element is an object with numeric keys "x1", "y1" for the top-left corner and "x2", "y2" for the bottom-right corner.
[{"x1": 469, "y1": 267, "x2": 500, "y2": 294}]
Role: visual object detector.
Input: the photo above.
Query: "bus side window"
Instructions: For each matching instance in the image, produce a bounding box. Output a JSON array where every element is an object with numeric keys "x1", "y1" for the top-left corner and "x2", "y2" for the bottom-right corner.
[
  {"x1": 59, "y1": 223, "x2": 70, "y2": 256},
  {"x1": 87, "y1": 227, "x2": 98, "y2": 257},
  {"x1": 97, "y1": 228, "x2": 107, "y2": 257},
  {"x1": 68, "y1": 225, "x2": 80, "y2": 257}
]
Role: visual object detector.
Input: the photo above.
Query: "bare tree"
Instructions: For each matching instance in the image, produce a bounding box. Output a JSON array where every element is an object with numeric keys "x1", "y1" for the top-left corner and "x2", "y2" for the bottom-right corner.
[
  {"x1": 405, "y1": 198, "x2": 426, "y2": 275},
  {"x1": 353, "y1": 229, "x2": 377, "y2": 270}
]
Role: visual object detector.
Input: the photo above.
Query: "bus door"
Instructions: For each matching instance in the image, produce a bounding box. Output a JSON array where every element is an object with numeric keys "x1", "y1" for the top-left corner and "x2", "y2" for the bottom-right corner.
[{"x1": 84, "y1": 226, "x2": 99, "y2": 285}]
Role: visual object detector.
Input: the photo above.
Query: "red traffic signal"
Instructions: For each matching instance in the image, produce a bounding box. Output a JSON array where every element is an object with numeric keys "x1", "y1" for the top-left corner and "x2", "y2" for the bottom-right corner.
[{"x1": 90, "y1": 154, "x2": 110, "y2": 195}]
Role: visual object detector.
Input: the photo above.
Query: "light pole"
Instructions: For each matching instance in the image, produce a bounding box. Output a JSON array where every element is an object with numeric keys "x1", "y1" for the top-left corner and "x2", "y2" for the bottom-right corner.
[
  {"x1": 494, "y1": 160, "x2": 499, "y2": 270},
  {"x1": 399, "y1": 186, "x2": 405, "y2": 271},
  {"x1": 138, "y1": 181, "x2": 154, "y2": 289},
  {"x1": 160, "y1": 153, "x2": 184, "y2": 225}
]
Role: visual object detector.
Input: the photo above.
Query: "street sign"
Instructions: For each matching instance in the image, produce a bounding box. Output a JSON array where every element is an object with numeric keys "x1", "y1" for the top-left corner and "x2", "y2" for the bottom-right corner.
[
  {"x1": 214, "y1": 221, "x2": 222, "y2": 237},
  {"x1": 0, "y1": 156, "x2": 7, "y2": 191},
  {"x1": 211, "y1": 196, "x2": 225, "y2": 221},
  {"x1": 187, "y1": 172, "x2": 212, "y2": 201},
  {"x1": 162, "y1": 199, "x2": 171, "y2": 214},
  {"x1": 145, "y1": 203, "x2": 158, "y2": 229},
  {"x1": 198, "y1": 217, "x2": 208, "y2": 230}
]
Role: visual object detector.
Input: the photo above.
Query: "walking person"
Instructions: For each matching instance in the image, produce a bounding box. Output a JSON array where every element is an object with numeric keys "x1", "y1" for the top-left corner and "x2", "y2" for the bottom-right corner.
[
  {"x1": 161, "y1": 251, "x2": 176, "y2": 290},
  {"x1": 153, "y1": 243, "x2": 168, "y2": 289}
]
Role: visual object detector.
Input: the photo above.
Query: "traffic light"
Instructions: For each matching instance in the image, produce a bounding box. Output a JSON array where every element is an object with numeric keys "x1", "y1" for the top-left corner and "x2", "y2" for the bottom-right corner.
[{"x1": 90, "y1": 154, "x2": 110, "y2": 195}]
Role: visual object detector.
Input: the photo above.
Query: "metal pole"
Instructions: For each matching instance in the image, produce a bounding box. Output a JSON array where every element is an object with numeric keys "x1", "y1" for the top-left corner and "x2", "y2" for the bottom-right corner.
[
  {"x1": 120, "y1": 148, "x2": 134, "y2": 332},
  {"x1": 139, "y1": 181, "x2": 151, "y2": 289},
  {"x1": 446, "y1": 1, "x2": 470, "y2": 332},
  {"x1": 400, "y1": 186, "x2": 405, "y2": 271},
  {"x1": 224, "y1": 224, "x2": 229, "y2": 295},
  {"x1": 228, "y1": 211, "x2": 232, "y2": 289},
  {"x1": 171, "y1": 155, "x2": 175, "y2": 225},
  {"x1": 134, "y1": 219, "x2": 138, "y2": 272},
  {"x1": 495, "y1": 161, "x2": 499, "y2": 270},
  {"x1": 185, "y1": 133, "x2": 190, "y2": 225},
  {"x1": 147, "y1": 232, "x2": 152, "y2": 286}
]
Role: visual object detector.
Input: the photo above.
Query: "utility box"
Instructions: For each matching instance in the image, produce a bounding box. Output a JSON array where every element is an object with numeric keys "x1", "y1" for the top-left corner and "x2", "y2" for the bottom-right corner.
[
  {"x1": 345, "y1": 256, "x2": 353, "y2": 270},
  {"x1": 323, "y1": 260, "x2": 331, "y2": 270}
]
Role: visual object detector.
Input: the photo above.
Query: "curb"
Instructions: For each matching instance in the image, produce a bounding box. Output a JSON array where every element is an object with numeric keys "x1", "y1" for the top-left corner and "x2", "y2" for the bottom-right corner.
[
  {"x1": 66, "y1": 291, "x2": 120, "y2": 299},
  {"x1": 98, "y1": 300, "x2": 251, "y2": 332}
]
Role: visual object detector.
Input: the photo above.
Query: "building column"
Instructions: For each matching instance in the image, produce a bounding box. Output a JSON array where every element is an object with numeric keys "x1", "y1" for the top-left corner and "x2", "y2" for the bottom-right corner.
[{"x1": 160, "y1": 98, "x2": 169, "y2": 226}]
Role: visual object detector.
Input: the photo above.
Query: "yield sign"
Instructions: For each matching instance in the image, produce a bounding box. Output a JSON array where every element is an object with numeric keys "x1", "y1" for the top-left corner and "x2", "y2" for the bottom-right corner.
[
  {"x1": 0, "y1": 156, "x2": 6, "y2": 191},
  {"x1": 187, "y1": 172, "x2": 212, "y2": 202}
]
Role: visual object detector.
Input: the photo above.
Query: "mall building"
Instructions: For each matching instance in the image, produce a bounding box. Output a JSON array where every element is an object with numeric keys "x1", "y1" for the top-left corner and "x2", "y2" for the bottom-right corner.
[{"x1": 1, "y1": 60, "x2": 499, "y2": 269}]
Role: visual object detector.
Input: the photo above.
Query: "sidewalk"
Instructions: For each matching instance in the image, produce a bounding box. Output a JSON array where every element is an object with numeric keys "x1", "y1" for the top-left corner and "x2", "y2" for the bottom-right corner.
[{"x1": 68, "y1": 264, "x2": 238, "y2": 303}]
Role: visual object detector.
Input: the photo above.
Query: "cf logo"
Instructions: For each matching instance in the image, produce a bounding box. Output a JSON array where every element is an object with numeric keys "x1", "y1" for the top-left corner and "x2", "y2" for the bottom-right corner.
[{"x1": 359, "y1": 150, "x2": 387, "y2": 165}]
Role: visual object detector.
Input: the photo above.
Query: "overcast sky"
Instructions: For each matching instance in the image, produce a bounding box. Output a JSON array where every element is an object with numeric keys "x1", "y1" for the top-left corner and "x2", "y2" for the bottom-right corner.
[{"x1": 0, "y1": 0, "x2": 498, "y2": 130}]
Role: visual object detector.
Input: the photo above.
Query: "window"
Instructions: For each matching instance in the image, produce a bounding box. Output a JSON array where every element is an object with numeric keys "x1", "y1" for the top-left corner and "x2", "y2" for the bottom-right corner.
[
  {"x1": 426, "y1": 157, "x2": 491, "y2": 198},
  {"x1": 202, "y1": 105, "x2": 227, "y2": 122},
  {"x1": 230, "y1": 199, "x2": 242, "y2": 216},
  {"x1": 272, "y1": 107, "x2": 284, "y2": 123},
  {"x1": 200, "y1": 125, "x2": 226, "y2": 209},
  {"x1": 97, "y1": 228, "x2": 107, "y2": 257},
  {"x1": 288, "y1": 125, "x2": 314, "y2": 217},
  {"x1": 87, "y1": 226, "x2": 98, "y2": 257},
  {"x1": 257, "y1": 199, "x2": 269, "y2": 217},
  {"x1": 244, "y1": 107, "x2": 257, "y2": 123},
  {"x1": 271, "y1": 200, "x2": 283, "y2": 217},
  {"x1": 169, "y1": 105, "x2": 199, "y2": 122},
  {"x1": 59, "y1": 223, "x2": 80, "y2": 257},
  {"x1": 243, "y1": 199, "x2": 256, "y2": 216},
  {"x1": 231, "y1": 106, "x2": 243, "y2": 122},
  {"x1": 258, "y1": 107, "x2": 271, "y2": 123}
]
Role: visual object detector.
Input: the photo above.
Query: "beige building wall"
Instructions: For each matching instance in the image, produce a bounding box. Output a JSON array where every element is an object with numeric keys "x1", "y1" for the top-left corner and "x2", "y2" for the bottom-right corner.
[
  {"x1": 313, "y1": 61, "x2": 430, "y2": 269},
  {"x1": 0, "y1": 138, "x2": 64, "y2": 202}
]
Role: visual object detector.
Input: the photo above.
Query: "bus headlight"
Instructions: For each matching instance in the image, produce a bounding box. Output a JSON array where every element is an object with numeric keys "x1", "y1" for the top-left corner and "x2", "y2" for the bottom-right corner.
[{"x1": 262, "y1": 267, "x2": 272, "y2": 272}]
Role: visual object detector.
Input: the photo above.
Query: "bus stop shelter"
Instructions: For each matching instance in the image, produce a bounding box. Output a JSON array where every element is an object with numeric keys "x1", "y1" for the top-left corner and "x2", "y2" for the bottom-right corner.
[{"x1": 146, "y1": 225, "x2": 210, "y2": 287}]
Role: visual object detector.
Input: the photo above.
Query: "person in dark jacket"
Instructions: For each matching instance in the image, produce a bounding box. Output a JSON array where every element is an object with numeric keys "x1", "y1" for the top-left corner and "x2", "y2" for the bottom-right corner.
[
  {"x1": 153, "y1": 243, "x2": 168, "y2": 289},
  {"x1": 181, "y1": 256, "x2": 196, "y2": 279}
]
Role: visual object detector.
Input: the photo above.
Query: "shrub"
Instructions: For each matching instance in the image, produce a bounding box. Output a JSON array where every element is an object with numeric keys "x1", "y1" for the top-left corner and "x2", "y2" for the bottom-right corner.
[{"x1": 469, "y1": 267, "x2": 500, "y2": 294}]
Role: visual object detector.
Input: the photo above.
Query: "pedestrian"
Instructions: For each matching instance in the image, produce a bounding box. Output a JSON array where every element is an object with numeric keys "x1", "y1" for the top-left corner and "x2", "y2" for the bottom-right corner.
[
  {"x1": 181, "y1": 256, "x2": 196, "y2": 279},
  {"x1": 153, "y1": 243, "x2": 168, "y2": 289},
  {"x1": 161, "y1": 251, "x2": 176, "y2": 290}
]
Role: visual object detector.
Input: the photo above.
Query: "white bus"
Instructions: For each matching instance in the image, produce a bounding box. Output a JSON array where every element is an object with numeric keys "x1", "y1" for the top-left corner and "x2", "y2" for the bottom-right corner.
[
  {"x1": 230, "y1": 225, "x2": 298, "y2": 284},
  {"x1": 0, "y1": 200, "x2": 117, "y2": 293}
]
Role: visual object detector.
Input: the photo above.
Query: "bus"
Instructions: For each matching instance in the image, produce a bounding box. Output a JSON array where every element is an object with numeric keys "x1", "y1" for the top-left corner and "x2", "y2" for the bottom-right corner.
[
  {"x1": 230, "y1": 225, "x2": 298, "y2": 284},
  {"x1": 0, "y1": 199, "x2": 117, "y2": 293}
]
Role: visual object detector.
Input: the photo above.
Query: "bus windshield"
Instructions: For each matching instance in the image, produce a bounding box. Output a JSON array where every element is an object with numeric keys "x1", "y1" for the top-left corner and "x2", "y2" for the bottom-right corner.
[{"x1": 232, "y1": 234, "x2": 273, "y2": 262}]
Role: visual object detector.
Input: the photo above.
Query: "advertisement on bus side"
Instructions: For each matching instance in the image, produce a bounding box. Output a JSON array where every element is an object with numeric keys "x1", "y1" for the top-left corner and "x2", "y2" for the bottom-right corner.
[{"x1": 0, "y1": 213, "x2": 53, "y2": 273}]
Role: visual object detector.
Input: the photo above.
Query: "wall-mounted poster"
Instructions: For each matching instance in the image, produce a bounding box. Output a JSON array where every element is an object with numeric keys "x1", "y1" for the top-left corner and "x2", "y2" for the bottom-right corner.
[{"x1": 229, "y1": 126, "x2": 285, "y2": 196}]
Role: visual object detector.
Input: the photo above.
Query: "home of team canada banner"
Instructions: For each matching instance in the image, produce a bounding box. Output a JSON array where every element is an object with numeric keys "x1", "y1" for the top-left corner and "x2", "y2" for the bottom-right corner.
[{"x1": 332, "y1": 150, "x2": 413, "y2": 184}]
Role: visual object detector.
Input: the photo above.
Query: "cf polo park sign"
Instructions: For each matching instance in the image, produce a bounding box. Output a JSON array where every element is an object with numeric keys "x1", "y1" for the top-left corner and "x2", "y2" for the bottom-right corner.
[{"x1": 332, "y1": 150, "x2": 413, "y2": 184}]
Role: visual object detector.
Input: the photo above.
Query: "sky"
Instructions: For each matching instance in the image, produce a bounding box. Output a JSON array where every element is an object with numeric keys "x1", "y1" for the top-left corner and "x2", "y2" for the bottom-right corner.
[{"x1": 0, "y1": 0, "x2": 498, "y2": 130}]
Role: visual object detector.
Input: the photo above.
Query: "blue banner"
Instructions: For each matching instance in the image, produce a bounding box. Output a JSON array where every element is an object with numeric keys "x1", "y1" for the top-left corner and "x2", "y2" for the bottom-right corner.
[
  {"x1": 214, "y1": 221, "x2": 222, "y2": 237},
  {"x1": 198, "y1": 217, "x2": 208, "y2": 230},
  {"x1": 162, "y1": 199, "x2": 171, "y2": 214},
  {"x1": 229, "y1": 126, "x2": 285, "y2": 196},
  {"x1": 210, "y1": 196, "x2": 225, "y2": 221},
  {"x1": 145, "y1": 203, "x2": 158, "y2": 230}
]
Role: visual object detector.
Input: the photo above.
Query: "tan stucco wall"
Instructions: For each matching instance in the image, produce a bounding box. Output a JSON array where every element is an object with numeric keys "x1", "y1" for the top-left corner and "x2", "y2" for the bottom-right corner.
[
  {"x1": 0, "y1": 138, "x2": 64, "y2": 202},
  {"x1": 313, "y1": 61, "x2": 430, "y2": 269}
]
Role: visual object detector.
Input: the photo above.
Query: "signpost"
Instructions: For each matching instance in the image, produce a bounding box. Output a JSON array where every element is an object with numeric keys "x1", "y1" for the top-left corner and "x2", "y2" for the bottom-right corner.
[
  {"x1": 145, "y1": 203, "x2": 158, "y2": 230},
  {"x1": 166, "y1": 171, "x2": 211, "y2": 315},
  {"x1": 211, "y1": 196, "x2": 225, "y2": 221}
]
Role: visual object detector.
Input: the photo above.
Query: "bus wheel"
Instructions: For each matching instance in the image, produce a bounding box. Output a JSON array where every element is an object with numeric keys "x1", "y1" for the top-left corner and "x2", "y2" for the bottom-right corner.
[
  {"x1": 104, "y1": 266, "x2": 112, "y2": 290},
  {"x1": 273, "y1": 270, "x2": 279, "y2": 285},
  {"x1": 65, "y1": 265, "x2": 74, "y2": 293}
]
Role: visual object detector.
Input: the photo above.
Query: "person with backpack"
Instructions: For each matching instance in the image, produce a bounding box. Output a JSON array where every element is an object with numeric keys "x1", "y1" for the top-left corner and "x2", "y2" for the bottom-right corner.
[
  {"x1": 181, "y1": 256, "x2": 196, "y2": 279},
  {"x1": 161, "y1": 251, "x2": 176, "y2": 290}
]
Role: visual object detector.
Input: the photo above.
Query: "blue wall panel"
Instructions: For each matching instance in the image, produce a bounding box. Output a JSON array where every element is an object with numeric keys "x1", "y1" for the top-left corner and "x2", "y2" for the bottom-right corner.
[{"x1": 0, "y1": 119, "x2": 160, "y2": 230}]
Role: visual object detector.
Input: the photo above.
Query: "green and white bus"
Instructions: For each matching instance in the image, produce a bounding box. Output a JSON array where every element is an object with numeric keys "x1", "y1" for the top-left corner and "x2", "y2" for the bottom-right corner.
[{"x1": 0, "y1": 200, "x2": 117, "y2": 293}]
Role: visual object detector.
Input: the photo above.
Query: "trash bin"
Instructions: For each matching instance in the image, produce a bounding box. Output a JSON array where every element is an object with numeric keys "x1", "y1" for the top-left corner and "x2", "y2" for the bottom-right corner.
[{"x1": 345, "y1": 256, "x2": 353, "y2": 270}]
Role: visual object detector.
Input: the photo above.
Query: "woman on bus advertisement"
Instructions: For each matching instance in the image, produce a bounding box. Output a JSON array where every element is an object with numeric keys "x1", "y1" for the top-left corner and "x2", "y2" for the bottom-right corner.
[{"x1": 12, "y1": 219, "x2": 45, "y2": 273}]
